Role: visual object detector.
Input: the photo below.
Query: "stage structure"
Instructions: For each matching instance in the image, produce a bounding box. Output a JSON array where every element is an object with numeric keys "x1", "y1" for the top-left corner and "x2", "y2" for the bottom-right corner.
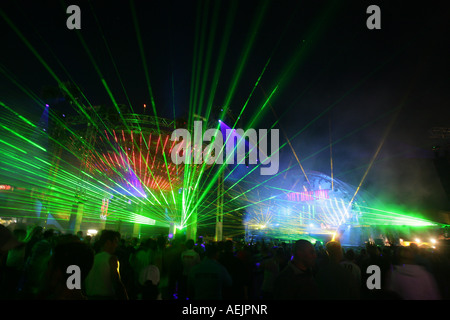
[
  {"x1": 0, "y1": 100, "x2": 257, "y2": 240},
  {"x1": 55, "y1": 105, "x2": 221, "y2": 238},
  {"x1": 2, "y1": 100, "x2": 445, "y2": 242},
  {"x1": 0, "y1": 101, "x2": 215, "y2": 238},
  {"x1": 243, "y1": 171, "x2": 442, "y2": 245}
]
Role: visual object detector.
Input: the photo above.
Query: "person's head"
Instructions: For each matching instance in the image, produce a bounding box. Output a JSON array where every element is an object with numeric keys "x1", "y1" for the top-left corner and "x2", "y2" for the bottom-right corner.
[
  {"x1": 205, "y1": 243, "x2": 220, "y2": 260},
  {"x1": 366, "y1": 243, "x2": 380, "y2": 257},
  {"x1": 99, "y1": 230, "x2": 120, "y2": 254},
  {"x1": 224, "y1": 240, "x2": 234, "y2": 253},
  {"x1": 84, "y1": 235, "x2": 92, "y2": 245},
  {"x1": 185, "y1": 239, "x2": 195, "y2": 250},
  {"x1": 157, "y1": 234, "x2": 166, "y2": 249},
  {"x1": 149, "y1": 238, "x2": 157, "y2": 250},
  {"x1": 275, "y1": 247, "x2": 285, "y2": 262},
  {"x1": 292, "y1": 239, "x2": 317, "y2": 270},
  {"x1": 43, "y1": 229, "x2": 55, "y2": 239},
  {"x1": 344, "y1": 248, "x2": 355, "y2": 261},
  {"x1": 397, "y1": 246, "x2": 415, "y2": 265},
  {"x1": 325, "y1": 241, "x2": 344, "y2": 263},
  {"x1": 0, "y1": 225, "x2": 22, "y2": 257},
  {"x1": 28, "y1": 225, "x2": 43, "y2": 238}
]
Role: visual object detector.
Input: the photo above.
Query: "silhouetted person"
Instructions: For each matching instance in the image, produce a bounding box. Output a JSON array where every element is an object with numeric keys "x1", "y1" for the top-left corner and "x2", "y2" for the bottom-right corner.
[
  {"x1": 340, "y1": 249, "x2": 362, "y2": 290},
  {"x1": 129, "y1": 238, "x2": 154, "y2": 294},
  {"x1": 315, "y1": 241, "x2": 360, "y2": 299},
  {"x1": 139, "y1": 264, "x2": 161, "y2": 300},
  {"x1": 194, "y1": 236, "x2": 206, "y2": 260},
  {"x1": 115, "y1": 238, "x2": 136, "y2": 299},
  {"x1": 273, "y1": 239, "x2": 319, "y2": 299},
  {"x1": 179, "y1": 239, "x2": 200, "y2": 299},
  {"x1": 40, "y1": 240, "x2": 94, "y2": 299},
  {"x1": 219, "y1": 240, "x2": 249, "y2": 300},
  {"x1": 163, "y1": 238, "x2": 184, "y2": 299},
  {"x1": 386, "y1": 246, "x2": 441, "y2": 300},
  {"x1": 84, "y1": 230, "x2": 128, "y2": 300},
  {"x1": 188, "y1": 243, "x2": 232, "y2": 300},
  {"x1": 24, "y1": 229, "x2": 55, "y2": 296},
  {"x1": 0, "y1": 224, "x2": 24, "y2": 298},
  {"x1": 2, "y1": 228, "x2": 27, "y2": 298},
  {"x1": 360, "y1": 243, "x2": 390, "y2": 298},
  {"x1": 23, "y1": 225, "x2": 43, "y2": 262},
  {"x1": 261, "y1": 247, "x2": 285, "y2": 299}
]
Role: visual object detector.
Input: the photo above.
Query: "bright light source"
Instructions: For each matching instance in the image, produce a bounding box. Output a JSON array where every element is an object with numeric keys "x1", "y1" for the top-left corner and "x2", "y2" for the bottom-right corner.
[
  {"x1": 87, "y1": 229, "x2": 98, "y2": 236},
  {"x1": 415, "y1": 238, "x2": 421, "y2": 243},
  {"x1": 430, "y1": 238, "x2": 436, "y2": 244}
]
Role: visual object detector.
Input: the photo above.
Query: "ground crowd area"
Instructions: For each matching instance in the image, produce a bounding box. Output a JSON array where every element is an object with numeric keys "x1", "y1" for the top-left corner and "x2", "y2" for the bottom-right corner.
[{"x1": 0, "y1": 223, "x2": 449, "y2": 300}]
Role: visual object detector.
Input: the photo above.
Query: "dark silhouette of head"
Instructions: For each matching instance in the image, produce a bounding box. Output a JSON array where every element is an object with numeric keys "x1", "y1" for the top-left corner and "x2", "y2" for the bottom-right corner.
[
  {"x1": 98, "y1": 230, "x2": 120, "y2": 254},
  {"x1": 292, "y1": 239, "x2": 317, "y2": 270},
  {"x1": 205, "y1": 243, "x2": 220, "y2": 260},
  {"x1": 325, "y1": 241, "x2": 344, "y2": 263},
  {"x1": 186, "y1": 239, "x2": 195, "y2": 250},
  {"x1": 224, "y1": 240, "x2": 234, "y2": 253}
]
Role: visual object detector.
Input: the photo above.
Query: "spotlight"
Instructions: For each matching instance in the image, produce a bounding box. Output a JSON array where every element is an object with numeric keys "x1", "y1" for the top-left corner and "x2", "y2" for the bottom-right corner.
[{"x1": 87, "y1": 229, "x2": 98, "y2": 236}]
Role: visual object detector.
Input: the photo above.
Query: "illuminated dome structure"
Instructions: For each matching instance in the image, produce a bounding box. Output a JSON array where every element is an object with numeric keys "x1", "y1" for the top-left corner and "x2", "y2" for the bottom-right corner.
[{"x1": 244, "y1": 171, "x2": 440, "y2": 245}]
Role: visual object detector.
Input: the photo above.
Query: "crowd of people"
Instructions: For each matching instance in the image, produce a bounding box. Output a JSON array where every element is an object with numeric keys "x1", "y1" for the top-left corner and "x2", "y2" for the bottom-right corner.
[{"x1": 0, "y1": 223, "x2": 448, "y2": 300}]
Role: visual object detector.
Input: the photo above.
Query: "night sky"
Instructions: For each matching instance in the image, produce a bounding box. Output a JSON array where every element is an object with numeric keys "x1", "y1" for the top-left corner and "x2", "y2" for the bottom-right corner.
[{"x1": 1, "y1": 0, "x2": 450, "y2": 221}]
